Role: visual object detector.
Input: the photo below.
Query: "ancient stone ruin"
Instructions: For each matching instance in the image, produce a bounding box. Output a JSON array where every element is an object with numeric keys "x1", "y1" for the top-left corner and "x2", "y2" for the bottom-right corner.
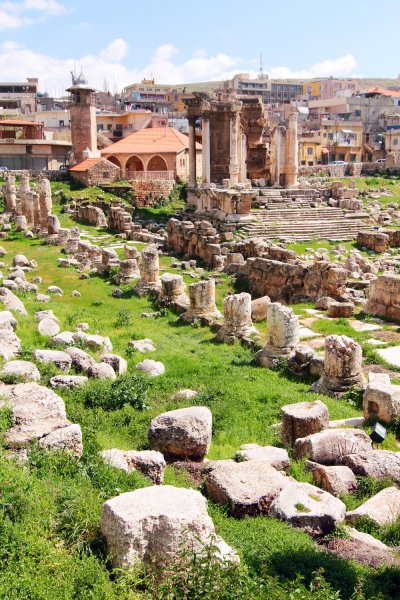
[
  {"x1": 216, "y1": 292, "x2": 257, "y2": 343},
  {"x1": 256, "y1": 302, "x2": 299, "y2": 369},
  {"x1": 181, "y1": 279, "x2": 222, "y2": 324}
]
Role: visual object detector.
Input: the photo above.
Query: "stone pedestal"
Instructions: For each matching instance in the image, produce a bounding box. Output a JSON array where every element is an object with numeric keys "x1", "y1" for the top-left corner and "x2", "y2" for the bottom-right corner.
[
  {"x1": 216, "y1": 292, "x2": 257, "y2": 343},
  {"x1": 312, "y1": 335, "x2": 366, "y2": 398},
  {"x1": 134, "y1": 244, "x2": 161, "y2": 297},
  {"x1": 47, "y1": 215, "x2": 60, "y2": 235},
  {"x1": 181, "y1": 279, "x2": 222, "y2": 323},
  {"x1": 124, "y1": 245, "x2": 139, "y2": 259},
  {"x1": 256, "y1": 302, "x2": 299, "y2": 369},
  {"x1": 281, "y1": 400, "x2": 329, "y2": 446},
  {"x1": 159, "y1": 273, "x2": 189, "y2": 313}
]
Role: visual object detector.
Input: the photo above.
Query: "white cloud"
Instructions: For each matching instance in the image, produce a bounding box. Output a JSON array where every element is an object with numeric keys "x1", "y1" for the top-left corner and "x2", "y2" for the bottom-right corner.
[
  {"x1": 267, "y1": 54, "x2": 357, "y2": 79},
  {"x1": 0, "y1": 39, "x2": 358, "y2": 96},
  {"x1": 100, "y1": 38, "x2": 129, "y2": 63},
  {"x1": 0, "y1": 0, "x2": 64, "y2": 29}
]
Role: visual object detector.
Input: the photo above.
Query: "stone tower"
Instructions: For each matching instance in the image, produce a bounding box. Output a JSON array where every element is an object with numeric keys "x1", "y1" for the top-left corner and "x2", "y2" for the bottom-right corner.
[{"x1": 67, "y1": 71, "x2": 98, "y2": 164}]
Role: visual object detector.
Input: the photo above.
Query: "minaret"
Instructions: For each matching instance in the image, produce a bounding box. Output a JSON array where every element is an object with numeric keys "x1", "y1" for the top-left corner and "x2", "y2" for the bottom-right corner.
[{"x1": 66, "y1": 70, "x2": 99, "y2": 164}]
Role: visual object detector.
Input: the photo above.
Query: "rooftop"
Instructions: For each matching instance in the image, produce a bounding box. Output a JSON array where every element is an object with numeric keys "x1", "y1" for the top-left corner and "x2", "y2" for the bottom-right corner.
[
  {"x1": 69, "y1": 158, "x2": 103, "y2": 172},
  {"x1": 101, "y1": 126, "x2": 201, "y2": 155}
]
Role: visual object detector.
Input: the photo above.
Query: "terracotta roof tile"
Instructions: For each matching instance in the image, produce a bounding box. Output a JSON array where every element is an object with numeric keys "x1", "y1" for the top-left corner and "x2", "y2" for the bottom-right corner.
[
  {"x1": 101, "y1": 126, "x2": 201, "y2": 155},
  {"x1": 69, "y1": 158, "x2": 103, "y2": 172}
]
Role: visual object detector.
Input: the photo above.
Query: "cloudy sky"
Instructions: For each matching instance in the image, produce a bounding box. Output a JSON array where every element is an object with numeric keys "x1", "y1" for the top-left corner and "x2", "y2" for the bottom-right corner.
[{"x1": 0, "y1": 0, "x2": 398, "y2": 96}]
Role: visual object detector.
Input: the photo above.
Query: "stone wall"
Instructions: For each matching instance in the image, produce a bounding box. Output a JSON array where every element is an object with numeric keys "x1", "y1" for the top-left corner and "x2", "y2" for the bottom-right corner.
[
  {"x1": 131, "y1": 179, "x2": 175, "y2": 206},
  {"x1": 3, "y1": 170, "x2": 68, "y2": 181},
  {"x1": 77, "y1": 204, "x2": 107, "y2": 227},
  {"x1": 365, "y1": 274, "x2": 400, "y2": 321},
  {"x1": 239, "y1": 257, "x2": 347, "y2": 303},
  {"x1": 298, "y1": 165, "x2": 346, "y2": 178}
]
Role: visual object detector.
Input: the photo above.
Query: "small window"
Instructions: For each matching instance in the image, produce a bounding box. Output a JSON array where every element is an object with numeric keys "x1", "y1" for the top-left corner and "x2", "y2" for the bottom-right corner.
[
  {"x1": 328, "y1": 133, "x2": 334, "y2": 140},
  {"x1": 103, "y1": 172, "x2": 109, "y2": 178},
  {"x1": 307, "y1": 147, "x2": 313, "y2": 155},
  {"x1": 394, "y1": 138, "x2": 399, "y2": 146}
]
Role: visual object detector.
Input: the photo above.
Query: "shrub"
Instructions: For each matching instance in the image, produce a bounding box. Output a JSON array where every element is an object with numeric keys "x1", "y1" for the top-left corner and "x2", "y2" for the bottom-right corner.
[
  {"x1": 82, "y1": 375, "x2": 150, "y2": 411},
  {"x1": 114, "y1": 309, "x2": 132, "y2": 328}
]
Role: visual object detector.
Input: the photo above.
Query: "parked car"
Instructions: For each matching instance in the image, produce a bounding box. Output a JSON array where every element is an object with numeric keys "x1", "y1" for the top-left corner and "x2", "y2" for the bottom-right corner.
[
  {"x1": 0, "y1": 166, "x2": 9, "y2": 173},
  {"x1": 375, "y1": 158, "x2": 386, "y2": 163},
  {"x1": 328, "y1": 161, "x2": 347, "y2": 166},
  {"x1": 59, "y1": 165, "x2": 68, "y2": 171}
]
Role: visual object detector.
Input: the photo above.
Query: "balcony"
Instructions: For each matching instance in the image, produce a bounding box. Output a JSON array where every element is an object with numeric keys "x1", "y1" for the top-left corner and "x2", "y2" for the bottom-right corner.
[{"x1": 126, "y1": 170, "x2": 175, "y2": 181}]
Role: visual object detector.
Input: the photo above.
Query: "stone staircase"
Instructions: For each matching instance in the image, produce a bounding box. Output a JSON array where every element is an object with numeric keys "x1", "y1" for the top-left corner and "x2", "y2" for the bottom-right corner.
[{"x1": 237, "y1": 198, "x2": 369, "y2": 242}]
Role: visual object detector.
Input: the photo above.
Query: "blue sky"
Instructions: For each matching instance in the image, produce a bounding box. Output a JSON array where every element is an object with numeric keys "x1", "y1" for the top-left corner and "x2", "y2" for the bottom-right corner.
[{"x1": 0, "y1": 0, "x2": 398, "y2": 95}]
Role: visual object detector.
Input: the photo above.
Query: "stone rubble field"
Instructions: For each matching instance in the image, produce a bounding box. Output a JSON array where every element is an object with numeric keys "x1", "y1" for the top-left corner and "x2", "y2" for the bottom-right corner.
[{"x1": 0, "y1": 177, "x2": 400, "y2": 598}]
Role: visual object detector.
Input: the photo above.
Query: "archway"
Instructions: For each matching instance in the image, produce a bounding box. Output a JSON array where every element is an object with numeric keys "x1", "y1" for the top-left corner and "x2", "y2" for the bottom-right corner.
[
  {"x1": 147, "y1": 155, "x2": 168, "y2": 172},
  {"x1": 106, "y1": 155, "x2": 121, "y2": 169},
  {"x1": 126, "y1": 155, "x2": 144, "y2": 173}
]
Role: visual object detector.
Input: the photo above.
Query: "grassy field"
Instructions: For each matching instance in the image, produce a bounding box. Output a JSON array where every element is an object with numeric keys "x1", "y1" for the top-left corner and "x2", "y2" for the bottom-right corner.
[{"x1": 0, "y1": 181, "x2": 399, "y2": 597}]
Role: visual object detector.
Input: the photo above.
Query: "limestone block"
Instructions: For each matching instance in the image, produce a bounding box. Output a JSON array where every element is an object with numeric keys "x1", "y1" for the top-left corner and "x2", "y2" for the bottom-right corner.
[
  {"x1": 256, "y1": 302, "x2": 299, "y2": 369},
  {"x1": 136, "y1": 359, "x2": 165, "y2": 377},
  {"x1": 38, "y1": 423, "x2": 83, "y2": 457},
  {"x1": 33, "y1": 349, "x2": 72, "y2": 371},
  {"x1": 294, "y1": 428, "x2": 372, "y2": 465},
  {"x1": 100, "y1": 353, "x2": 127, "y2": 375},
  {"x1": 363, "y1": 383, "x2": 400, "y2": 423},
  {"x1": 328, "y1": 301, "x2": 355, "y2": 318},
  {"x1": 312, "y1": 464, "x2": 358, "y2": 497},
  {"x1": 88, "y1": 362, "x2": 116, "y2": 380},
  {"x1": 100, "y1": 486, "x2": 235, "y2": 569},
  {"x1": 181, "y1": 279, "x2": 222, "y2": 323},
  {"x1": 0, "y1": 287, "x2": 27, "y2": 315},
  {"x1": 205, "y1": 460, "x2": 288, "y2": 518},
  {"x1": 49, "y1": 375, "x2": 88, "y2": 389},
  {"x1": 149, "y1": 406, "x2": 212, "y2": 460},
  {"x1": 235, "y1": 444, "x2": 290, "y2": 472},
  {"x1": 338, "y1": 450, "x2": 400, "y2": 484},
  {"x1": 281, "y1": 400, "x2": 329, "y2": 446},
  {"x1": 0, "y1": 360, "x2": 40, "y2": 382},
  {"x1": 38, "y1": 317, "x2": 60, "y2": 337},
  {"x1": 269, "y1": 481, "x2": 346, "y2": 535},
  {"x1": 65, "y1": 347, "x2": 96, "y2": 372},
  {"x1": 346, "y1": 487, "x2": 400, "y2": 526},
  {"x1": 216, "y1": 292, "x2": 257, "y2": 343},
  {"x1": 251, "y1": 295, "x2": 271, "y2": 322}
]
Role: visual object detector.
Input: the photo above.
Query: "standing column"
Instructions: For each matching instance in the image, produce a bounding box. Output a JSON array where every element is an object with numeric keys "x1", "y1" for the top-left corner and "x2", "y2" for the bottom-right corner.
[
  {"x1": 284, "y1": 112, "x2": 299, "y2": 188},
  {"x1": 201, "y1": 114, "x2": 211, "y2": 185},
  {"x1": 229, "y1": 112, "x2": 240, "y2": 186},
  {"x1": 188, "y1": 116, "x2": 197, "y2": 188}
]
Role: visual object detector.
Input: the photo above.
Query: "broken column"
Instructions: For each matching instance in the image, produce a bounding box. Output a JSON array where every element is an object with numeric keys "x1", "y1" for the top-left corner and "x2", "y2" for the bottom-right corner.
[
  {"x1": 32, "y1": 192, "x2": 41, "y2": 230},
  {"x1": 19, "y1": 174, "x2": 30, "y2": 218},
  {"x1": 256, "y1": 302, "x2": 299, "y2": 369},
  {"x1": 15, "y1": 215, "x2": 27, "y2": 232},
  {"x1": 134, "y1": 244, "x2": 161, "y2": 297},
  {"x1": 4, "y1": 174, "x2": 17, "y2": 213},
  {"x1": 181, "y1": 279, "x2": 222, "y2": 323},
  {"x1": 216, "y1": 292, "x2": 257, "y2": 343},
  {"x1": 38, "y1": 178, "x2": 52, "y2": 231},
  {"x1": 281, "y1": 400, "x2": 329, "y2": 446},
  {"x1": 311, "y1": 335, "x2": 366, "y2": 398},
  {"x1": 158, "y1": 273, "x2": 189, "y2": 313},
  {"x1": 25, "y1": 191, "x2": 35, "y2": 227},
  {"x1": 47, "y1": 215, "x2": 61, "y2": 235},
  {"x1": 115, "y1": 259, "x2": 140, "y2": 284}
]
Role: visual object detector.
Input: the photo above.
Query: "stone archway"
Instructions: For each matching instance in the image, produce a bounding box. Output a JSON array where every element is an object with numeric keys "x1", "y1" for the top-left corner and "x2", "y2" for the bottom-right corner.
[
  {"x1": 126, "y1": 155, "x2": 144, "y2": 173},
  {"x1": 147, "y1": 155, "x2": 168, "y2": 172},
  {"x1": 106, "y1": 155, "x2": 122, "y2": 169}
]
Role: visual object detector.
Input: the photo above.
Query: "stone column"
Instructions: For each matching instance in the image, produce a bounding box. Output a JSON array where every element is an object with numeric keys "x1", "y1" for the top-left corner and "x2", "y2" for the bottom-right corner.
[
  {"x1": 284, "y1": 112, "x2": 299, "y2": 188},
  {"x1": 47, "y1": 214, "x2": 61, "y2": 235},
  {"x1": 239, "y1": 133, "x2": 247, "y2": 183},
  {"x1": 311, "y1": 334, "x2": 366, "y2": 398},
  {"x1": 201, "y1": 113, "x2": 211, "y2": 185},
  {"x1": 134, "y1": 244, "x2": 161, "y2": 296},
  {"x1": 4, "y1": 175, "x2": 16, "y2": 212},
  {"x1": 39, "y1": 178, "x2": 52, "y2": 230},
  {"x1": 25, "y1": 191, "x2": 35, "y2": 227},
  {"x1": 216, "y1": 292, "x2": 257, "y2": 343},
  {"x1": 19, "y1": 174, "x2": 30, "y2": 218},
  {"x1": 256, "y1": 302, "x2": 299, "y2": 369},
  {"x1": 188, "y1": 116, "x2": 197, "y2": 188},
  {"x1": 229, "y1": 112, "x2": 240, "y2": 187},
  {"x1": 159, "y1": 273, "x2": 189, "y2": 313},
  {"x1": 15, "y1": 215, "x2": 27, "y2": 231},
  {"x1": 32, "y1": 192, "x2": 41, "y2": 229},
  {"x1": 181, "y1": 279, "x2": 222, "y2": 324}
]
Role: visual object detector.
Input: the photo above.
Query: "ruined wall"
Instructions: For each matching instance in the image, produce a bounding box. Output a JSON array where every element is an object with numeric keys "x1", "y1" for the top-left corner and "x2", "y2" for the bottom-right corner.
[
  {"x1": 240, "y1": 98, "x2": 268, "y2": 180},
  {"x1": 70, "y1": 160, "x2": 120, "y2": 186},
  {"x1": 131, "y1": 179, "x2": 174, "y2": 206},
  {"x1": 240, "y1": 257, "x2": 347, "y2": 303},
  {"x1": 77, "y1": 204, "x2": 107, "y2": 227},
  {"x1": 365, "y1": 274, "x2": 400, "y2": 321},
  {"x1": 298, "y1": 165, "x2": 346, "y2": 177},
  {"x1": 210, "y1": 111, "x2": 231, "y2": 184}
]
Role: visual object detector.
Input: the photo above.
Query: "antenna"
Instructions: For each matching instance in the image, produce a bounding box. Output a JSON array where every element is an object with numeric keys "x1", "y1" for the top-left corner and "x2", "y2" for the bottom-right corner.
[{"x1": 259, "y1": 53, "x2": 263, "y2": 76}]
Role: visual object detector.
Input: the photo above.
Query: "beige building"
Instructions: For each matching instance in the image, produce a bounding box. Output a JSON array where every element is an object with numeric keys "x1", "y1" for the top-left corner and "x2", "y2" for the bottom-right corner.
[{"x1": 101, "y1": 126, "x2": 202, "y2": 180}]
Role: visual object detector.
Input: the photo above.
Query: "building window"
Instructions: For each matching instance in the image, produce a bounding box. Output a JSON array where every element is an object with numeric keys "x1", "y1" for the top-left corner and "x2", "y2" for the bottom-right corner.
[
  {"x1": 394, "y1": 139, "x2": 399, "y2": 145},
  {"x1": 307, "y1": 147, "x2": 313, "y2": 155},
  {"x1": 115, "y1": 124, "x2": 123, "y2": 131},
  {"x1": 103, "y1": 172, "x2": 109, "y2": 178},
  {"x1": 328, "y1": 133, "x2": 334, "y2": 140},
  {"x1": 107, "y1": 124, "x2": 112, "y2": 131},
  {"x1": 349, "y1": 154, "x2": 356, "y2": 162}
]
